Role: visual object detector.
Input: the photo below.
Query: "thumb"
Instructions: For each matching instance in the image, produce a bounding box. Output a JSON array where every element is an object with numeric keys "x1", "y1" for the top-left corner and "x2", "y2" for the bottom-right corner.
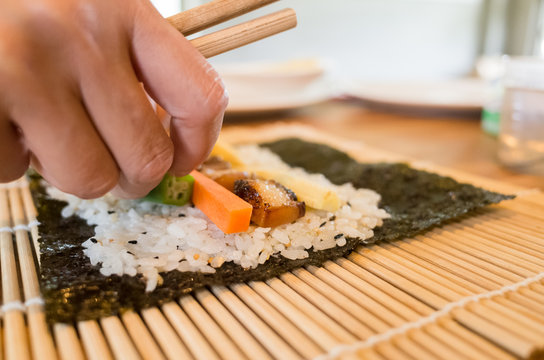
[{"x1": 130, "y1": 1, "x2": 228, "y2": 175}]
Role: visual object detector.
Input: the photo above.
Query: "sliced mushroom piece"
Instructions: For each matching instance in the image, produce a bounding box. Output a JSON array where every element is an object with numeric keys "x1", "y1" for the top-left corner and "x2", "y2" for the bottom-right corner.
[
  {"x1": 234, "y1": 179, "x2": 306, "y2": 227},
  {"x1": 212, "y1": 171, "x2": 253, "y2": 192}
]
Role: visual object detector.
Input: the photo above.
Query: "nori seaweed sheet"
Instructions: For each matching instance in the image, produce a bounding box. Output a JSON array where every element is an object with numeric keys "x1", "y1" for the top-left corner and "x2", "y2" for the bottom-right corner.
[{"x1": 34, "y1": 139, "x2": 513, "y2": 323}]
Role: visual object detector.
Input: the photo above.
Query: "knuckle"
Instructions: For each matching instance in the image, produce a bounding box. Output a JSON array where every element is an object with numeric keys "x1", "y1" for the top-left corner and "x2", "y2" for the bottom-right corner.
[
  {"x1": 0, "y1": 32, "x2": 32, "y2": 82},
  {"x1": 59, "y1": 160, "x2": 119, "y2": 199},
  {"x1": 15, "y1": 1, "x2": 95, "y2": 54},
  {"x1": 125, "y1": 141, "x2": 174, "y2": 186},
  {"x1": 72, "y1": 172, "x2": 119, "y2": 199},
  {"x1": 21, "y1": 3, "x2": 69, "y2": 34}
]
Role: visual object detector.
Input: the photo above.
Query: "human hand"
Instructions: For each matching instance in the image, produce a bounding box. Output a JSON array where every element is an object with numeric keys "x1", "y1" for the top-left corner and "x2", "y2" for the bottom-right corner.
[{"x1": 0, "y1": 0, "x2": 228, "y2": 198}]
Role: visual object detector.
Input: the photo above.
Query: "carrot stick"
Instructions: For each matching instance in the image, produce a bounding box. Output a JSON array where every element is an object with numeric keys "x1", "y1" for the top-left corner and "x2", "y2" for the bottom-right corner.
[{"x1": 190, "y1": 170, "x2": 253, "y2": 234}]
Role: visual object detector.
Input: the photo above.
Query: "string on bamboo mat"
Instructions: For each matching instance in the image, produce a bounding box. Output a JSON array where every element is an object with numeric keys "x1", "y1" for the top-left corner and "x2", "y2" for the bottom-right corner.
[
  {"x1": 1, "y1": 300, "x2": 25, "y2": 313},
  {"x1": 314, "y1": 270, "x2": 544, "y2": 360},
  {"x1": 0, "y1": 296, "x2": 45, "y2": 318},
  {"x1": 0, "y1": 220, "x2": 40, "y2": 234}
]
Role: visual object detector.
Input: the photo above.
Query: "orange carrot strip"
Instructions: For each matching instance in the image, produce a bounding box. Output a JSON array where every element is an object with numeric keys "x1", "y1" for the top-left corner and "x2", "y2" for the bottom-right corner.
[{"x1": 190, "y1": 170, "x2": 253, "y2": 234}]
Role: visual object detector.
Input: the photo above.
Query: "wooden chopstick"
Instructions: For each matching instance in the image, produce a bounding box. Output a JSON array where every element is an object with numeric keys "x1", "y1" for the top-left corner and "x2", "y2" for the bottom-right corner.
[
  {"x1": 168, "y1": 0, "x2": 280, "y2": 36},
  {"x1": 190, "y1": 8, "x2": 296, "y2": 59},
  {"x1": 166, "y1": 0, "x2": 297, "y2": 59}
]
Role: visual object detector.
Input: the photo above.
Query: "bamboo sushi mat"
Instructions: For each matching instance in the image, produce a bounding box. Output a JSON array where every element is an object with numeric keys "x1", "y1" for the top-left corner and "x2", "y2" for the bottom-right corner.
[{"x1": 1, "y1": 123, "x2": 544, "y2": 360}]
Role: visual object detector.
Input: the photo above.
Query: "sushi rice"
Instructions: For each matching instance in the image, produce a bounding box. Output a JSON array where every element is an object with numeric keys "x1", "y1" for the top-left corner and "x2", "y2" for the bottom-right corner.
[{"x1": 47, "y1": 145, "x2": 389, "y2": 292}]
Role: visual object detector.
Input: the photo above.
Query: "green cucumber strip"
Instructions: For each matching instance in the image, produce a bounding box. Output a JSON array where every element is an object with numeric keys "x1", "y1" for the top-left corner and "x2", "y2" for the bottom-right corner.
[{"x1": 143, "y1": 174, "x2": 194, "y2": 206}]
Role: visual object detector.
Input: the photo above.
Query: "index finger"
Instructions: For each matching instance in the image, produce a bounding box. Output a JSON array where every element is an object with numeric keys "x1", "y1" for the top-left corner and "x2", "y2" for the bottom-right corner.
[{"x1": 130, "y1": 2, "x2": 228, "y2": 175}]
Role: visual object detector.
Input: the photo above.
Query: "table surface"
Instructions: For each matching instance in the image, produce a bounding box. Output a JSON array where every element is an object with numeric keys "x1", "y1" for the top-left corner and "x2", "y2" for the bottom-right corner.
[{"x1": 224, "y1": 100, "x2": 544, "y2": 191}]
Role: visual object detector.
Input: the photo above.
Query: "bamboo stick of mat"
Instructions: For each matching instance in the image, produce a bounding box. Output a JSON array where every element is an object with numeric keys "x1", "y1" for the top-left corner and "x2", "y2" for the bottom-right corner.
[
  {"x1": 281, "y1": 269, "x2": 475, "y2": 360},
  {"x1": 231, "y1": 282, "x2": 324, "y2": 357},
  {"x1": 178, "y1": 294, "x2": 247, "y2": 360},
  {"x1": 450, "y1": 222, "x2": 544, "y2": 265},
  {"x1": 8, "y1": 187, "x2": 56, "y2": 360},
  {"x1": 375, "y1": 340, "x2": 415, "y2": 360},
  {"x1": 434, "y1": 227, "x2": 544, "y2": 274},
  {"x1": 410, "y1": 326, "x2": 463, "y2": 359},
  {"x1": 298, "y1": 262, "x2": 498, "y2": 358},
  {"x1": 305, "y1": 265, "x2": 408, "y2": 327},
  {"x1": 480, "y1": 212, "x2": 544, "y2": 236},
  {"x1": 20, "y1": 184, "x2": 40, "y2": 265},
  {"x1": 330, "y1": 266, "x2": 532, "y2": 358},
  {"x1": 429, "y1": 232, "x2": 536, "y2": 278},
  {"x1": 336, "y1": 264, "x2": 502, "y2": 354},
  {"x1": 0, "y1": 189, "x2": 31, "y2": 360},
  {"x1": 388, "y1": 238, "x2": 544, "y2": 328},
  {"x1": 357, "y1": 246, "x2": 472, "y2": 300},
  {"x1": 265, "y1": 277, "x2": 362, "y2": 342},
  {"x1": 458, "y1": 214, "x2": 544, "y2": 250},
  {"x1": 276, "y1": 273, "x2": 379, "y2": 342},
  {"x1": 486, "y1": 206, "x2": 544, "y2": 226},
  {"x1": 346, "y1": 232, "x2": 544, "y2": 357},
  {"x1": 398, "y1": 239, "x2": 538, "y2": 340},
  {"x1": 77, "y1": 320, "x2": 113, "y2": 360},
  {"x1": 53, "y1": 324, "x2": 85, "y2": 360},
  {"x1": 248, "y1": 280, "x2": 347, "y2": 349},
  {"x1": 413, "y1": 234, "x2": 525, "y2": 283},
  {"x1": 391, "y1": 237, "x2": 510, "y2": 289},
  {"x1": 194, "y1": 288, "x2": 272, "y2": 360},
  {"x1": 377, "y1": 242, "x2": 485, "y2": 293},
  {"x1": 424, "y1": 322, "x2": 493, "y2": 359},
  {"x1": 141, "y1": 307, "x2": 192, "y2": 359},
  {"x1": 100, "y1": 316, "x2": 141, "y2": 360},
  {"x1": 368, "y1": 258, "x2": 536, "y2": 354},
  {"x1": 289, "y1": 269, "x2": 475, "y2": 359},
  {"x1": 121, "y1": 310, "x2": 166, "y2": 360},
  {"x1": 384, "y1": 333, "x2": 435, "y2": 360},
  {"x1": 440, "y1": 319, "x2": 517, "y2": 360},
  {"x1": 499, "y1": 202, "x2": 544, "y2": 221},
  {"x1": 161, "y1": 301, "x2": 221, "y2": 360},
  {"x1": 328, "y1": 259, "x2": 435, "y2": 318},
  {"x1": 211, "y1": 285, "x2": 302, "y2": 360},
  {"x1": 18, "y1": 185, "x2": 84, "y2": 360}
]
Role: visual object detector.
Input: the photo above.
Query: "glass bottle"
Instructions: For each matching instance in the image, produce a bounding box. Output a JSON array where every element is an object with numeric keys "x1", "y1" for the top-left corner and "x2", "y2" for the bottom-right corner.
[{"x1": 497, "y1": 57, "x2": 544, "y2": 175}]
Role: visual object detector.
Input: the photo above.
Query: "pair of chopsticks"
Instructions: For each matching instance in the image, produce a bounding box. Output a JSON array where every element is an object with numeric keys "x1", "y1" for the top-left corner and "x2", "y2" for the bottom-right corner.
[{"x1": 167, "y1": 0, "x2": 297, "y2": 58}]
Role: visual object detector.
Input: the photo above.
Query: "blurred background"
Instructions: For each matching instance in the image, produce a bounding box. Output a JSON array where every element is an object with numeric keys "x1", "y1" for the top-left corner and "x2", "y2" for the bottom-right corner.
[
  {"x1": 151, "y1": 0, "x2": 544, "y2": 80},
  {"x1": 150, "y1": 0, "x2": 544, "y2": 183}
]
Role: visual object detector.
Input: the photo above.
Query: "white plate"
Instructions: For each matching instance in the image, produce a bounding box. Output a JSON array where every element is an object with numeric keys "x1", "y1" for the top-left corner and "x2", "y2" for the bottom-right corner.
[
  {"x1": 345, "y1": 78, "x2": 486, "y2": 111},
  {"x1": 215, "y1": 59, "x2": 335, "y2": 114},
  {"x1": 225, "y1": 80, "x2": 333, "y2": 114}
]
